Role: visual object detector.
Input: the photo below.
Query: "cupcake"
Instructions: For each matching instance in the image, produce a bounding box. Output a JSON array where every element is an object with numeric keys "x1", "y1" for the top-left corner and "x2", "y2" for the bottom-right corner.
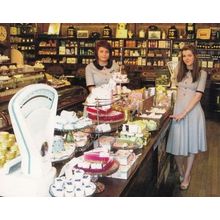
[
  {"x1": 54, "y1": 188, "x2": 64, "y2": 197},
  {"x1": 73, "y1": 178, "x2": 82, "y2": 187},
  {"x1": 64, "y1": 180, "x2": 74, "y2": 191},
  {"x1": 74, "y1": 187, "x2": 84, "y2": 197},
  {"x1": 84, "y1": 183, "x2": 95, "y2": 196},
  {"x1": 54, "y1": 177, "x2": 65, "y2": 189},
  {"x1": 64, "y1": 189, "x2": 74, "y2": 197},
  {"x1": 74, "y1": 169, "x2": 84, "y2": 179},
  {"x1": 82, "y1": 174, "x2": 91, "y2": 184}
]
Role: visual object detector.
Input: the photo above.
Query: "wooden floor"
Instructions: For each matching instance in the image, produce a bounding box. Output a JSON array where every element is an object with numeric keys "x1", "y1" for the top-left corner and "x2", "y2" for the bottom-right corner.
[{"x1": 161, "y1": 119, "x2": 220, "y2": 197}]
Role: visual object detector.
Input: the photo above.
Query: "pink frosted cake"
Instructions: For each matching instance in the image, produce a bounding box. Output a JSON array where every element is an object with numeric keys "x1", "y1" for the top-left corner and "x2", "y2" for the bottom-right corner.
[
  {"x1": 86, "y1": 107, "x2": 112, "y2": 114},
  {"x1": 88, "y1": 110, "x2": 124, "y2": 123},
  {"x1": 75, "y1": 150, "x2": 114, "y2": 173}
]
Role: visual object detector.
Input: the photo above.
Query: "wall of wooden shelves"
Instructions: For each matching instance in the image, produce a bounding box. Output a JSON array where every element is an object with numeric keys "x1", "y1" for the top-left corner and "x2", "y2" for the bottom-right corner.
[{"x1": 4, "y1": 23, "x2": 220, "y2": 75}]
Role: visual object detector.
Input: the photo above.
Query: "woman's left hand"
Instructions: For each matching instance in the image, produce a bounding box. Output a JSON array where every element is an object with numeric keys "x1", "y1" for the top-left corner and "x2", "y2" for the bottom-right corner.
[{"x1": 170, "y1": 111, "x2": 187, "y2": 121}]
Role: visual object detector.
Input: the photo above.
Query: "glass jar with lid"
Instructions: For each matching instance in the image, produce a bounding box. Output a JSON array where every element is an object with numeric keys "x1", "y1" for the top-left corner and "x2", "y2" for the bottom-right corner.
[
  {"x1": 168, "y1": 25, "x2": 178, "y2": 39},
  {"x1": 67, "y1": 26, "x2": 77, "y2": 38},
  {"x1": 102, "y1": 25, "x2": 112, "y2": 38}
]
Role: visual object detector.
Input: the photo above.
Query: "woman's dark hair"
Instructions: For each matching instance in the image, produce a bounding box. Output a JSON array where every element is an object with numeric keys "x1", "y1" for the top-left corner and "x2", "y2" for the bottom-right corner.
[
  {"x1": 94, "y1": 40, "x2": 112, "y2": 61},
  {"x1": 93, "y1": 40, "x2": 113, "y2": 69},
  {"x1": 177, "y1": 44, "x2": 201, "y2": 82}
]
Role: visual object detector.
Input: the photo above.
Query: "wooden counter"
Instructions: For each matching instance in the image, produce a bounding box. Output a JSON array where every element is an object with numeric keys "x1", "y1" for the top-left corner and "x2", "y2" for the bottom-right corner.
[{"x1": 96, "y1": 117, "x2": 171, "y2": 197}]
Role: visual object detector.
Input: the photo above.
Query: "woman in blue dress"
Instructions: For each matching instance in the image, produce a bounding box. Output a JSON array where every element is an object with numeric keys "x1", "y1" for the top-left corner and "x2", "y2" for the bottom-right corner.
[{"x1": 166, "y1": 45, "x2": 207, "y2": 190}]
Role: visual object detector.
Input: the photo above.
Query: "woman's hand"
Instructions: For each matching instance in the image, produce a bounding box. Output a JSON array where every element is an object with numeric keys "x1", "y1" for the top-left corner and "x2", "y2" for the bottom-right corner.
[{"x1": 170, "y1": 111, "x2": 187, "y2": 121}]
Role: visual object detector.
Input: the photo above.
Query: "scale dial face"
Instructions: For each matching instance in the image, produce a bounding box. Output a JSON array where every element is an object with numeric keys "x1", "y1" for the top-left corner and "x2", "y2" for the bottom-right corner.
[{"x1": 0, "y1": 26, "x2": 7, "y2": 42}]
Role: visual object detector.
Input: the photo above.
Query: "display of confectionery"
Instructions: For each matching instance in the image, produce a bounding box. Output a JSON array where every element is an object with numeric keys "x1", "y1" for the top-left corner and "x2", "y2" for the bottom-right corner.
[{"x1": 2, "y1": 23, "x2": 218, "y2": 197}]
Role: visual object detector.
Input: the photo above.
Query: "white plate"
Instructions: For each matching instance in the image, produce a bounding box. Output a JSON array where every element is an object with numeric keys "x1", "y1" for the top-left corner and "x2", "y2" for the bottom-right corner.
[{"x1": 51, "y1": 143, "x2": 75, "y2": 163}]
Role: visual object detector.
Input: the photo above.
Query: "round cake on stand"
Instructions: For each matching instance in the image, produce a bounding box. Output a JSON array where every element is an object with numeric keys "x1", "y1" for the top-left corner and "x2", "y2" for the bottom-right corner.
[{"x1": 74, "y1": 148, "x2": 119, "y2": 193}]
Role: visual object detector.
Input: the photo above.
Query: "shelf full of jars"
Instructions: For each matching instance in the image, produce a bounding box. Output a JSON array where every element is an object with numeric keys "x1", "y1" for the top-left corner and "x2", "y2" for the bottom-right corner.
[
  {"x1": 35, "y1": 36, "x2": 173, "y2": 68},
  {"x1": 9, "y1": 24, "x2": 37, "y2": 64},
  {"x1": 36, "y1": 34, "x2": 79, "y2": 66},
  {"x1": 7, "y1": 23, "x2": 220, "y2": 71},
  {"x1": 170, "y1": 24, "x2": 220, "y2": 71}
]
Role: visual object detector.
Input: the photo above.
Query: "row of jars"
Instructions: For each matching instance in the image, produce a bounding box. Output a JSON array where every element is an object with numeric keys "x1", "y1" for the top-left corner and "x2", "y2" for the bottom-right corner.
[
  {"x1": 10, "y1": 36, "x2": 34, "y2": 43},
  {"x1": 123, "y1": 58, "x2": 166, "y2": 66}
]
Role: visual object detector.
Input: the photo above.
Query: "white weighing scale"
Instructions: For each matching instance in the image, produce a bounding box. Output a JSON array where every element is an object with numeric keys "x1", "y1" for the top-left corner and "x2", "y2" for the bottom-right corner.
[{"x1": 0, "y1": 84, "x2": 58, "y2": 196}]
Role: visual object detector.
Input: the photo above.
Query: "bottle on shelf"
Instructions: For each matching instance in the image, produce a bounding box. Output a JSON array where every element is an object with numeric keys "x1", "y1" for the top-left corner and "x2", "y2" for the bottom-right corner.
[
  {"x1": 185, "y1": 23, "x2": 195, "y2": 39},
  {"x1": 10, "y1": 24, "x2": 17, "y2": 36},
  {"x1": 162, "y1": 31, "x2": 166, "y2": 40}
]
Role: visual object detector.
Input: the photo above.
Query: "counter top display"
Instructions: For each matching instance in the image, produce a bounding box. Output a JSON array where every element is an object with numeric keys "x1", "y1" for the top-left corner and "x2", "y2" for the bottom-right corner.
[
  {"x1": 95, "y1": 116, "x2": 171, "y2": 197},
  {"x1": 56, "y1": 115, "x2": 171, "y2": 197}
]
